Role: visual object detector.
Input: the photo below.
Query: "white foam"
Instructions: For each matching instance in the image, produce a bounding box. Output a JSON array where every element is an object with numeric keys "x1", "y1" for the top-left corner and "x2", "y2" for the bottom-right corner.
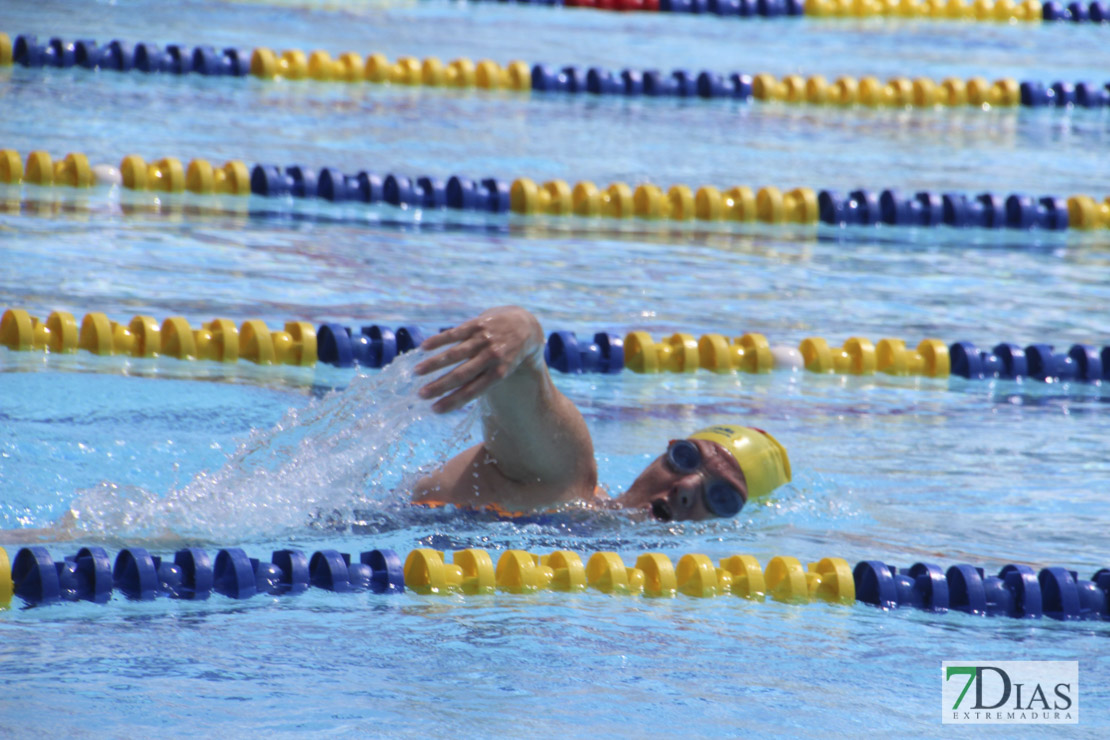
[{"x1": 63, "y1": 350, "x2": 480, "y2": 542}]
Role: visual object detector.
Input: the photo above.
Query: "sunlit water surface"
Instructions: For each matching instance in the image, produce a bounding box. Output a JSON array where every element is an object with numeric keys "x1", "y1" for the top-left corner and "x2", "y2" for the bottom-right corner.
[{"x1": 1, "y1": 0, "x2": 1109, "y2": 737}]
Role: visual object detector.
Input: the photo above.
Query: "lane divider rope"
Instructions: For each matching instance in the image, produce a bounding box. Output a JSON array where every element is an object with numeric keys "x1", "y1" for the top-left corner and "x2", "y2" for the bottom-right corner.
[
  {"x1": 6, "y1": 149, "x2": 1110, "y2": 231},
  {"x1": 6, "y1": 32, "x2": 1110, "y2": 111},
  {"x1": 432, "y1": 0, "x2": 1110, "y2": 24},
  {"x1": 3, "y1": 308, "x2": 1108, "y2": 384},
  {"x1": 3, "y1": 545, "x2": 1108, "y2": 622}
]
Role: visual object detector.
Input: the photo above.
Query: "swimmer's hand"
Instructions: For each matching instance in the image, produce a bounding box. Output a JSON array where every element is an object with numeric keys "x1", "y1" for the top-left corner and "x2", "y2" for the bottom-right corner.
[{"x1": 415, "y1": 306, "x2": 545, "y2": 413}]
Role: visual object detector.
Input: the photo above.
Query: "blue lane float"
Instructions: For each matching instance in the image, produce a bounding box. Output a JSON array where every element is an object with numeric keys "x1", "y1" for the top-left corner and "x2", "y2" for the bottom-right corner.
[
  {"x1": 853, "y1": 561, "x2": 1109, "y2": 620},
  {"x1": 316, "y1": 324, "x2": 427, "y2": 369},
  {"x1": 173, "y1": 548, "x2": 214, "y2": 599},
  {"x1": 545, "y1": 331, "x2": 625, "y2": 374},
  {"x1": 213, "y1": 548, "x2": 257, "y2": 599},
  {"x1": 6, "y1": 546, "x2": 405, "y2": 606},
  {"x1": 309, "y1": 550, "x2": 355, "y2": 592},
  {"x1": 949, "y1": 341, "x2": 1107, "y2": 381},
  {"x1": 314, "y1": 324, "x2": 627, "y2": 375},
  {"x1": 250, "y1": 164, "x2": 511, "y2": 213},
  {"x1": 363, "y1": 549, "x2": 405, "y2": 594},
  {"x1": 11, "y1": 546, "x2": 114, "y2": 604},
  {"x1": 12, "y1": 34, "x2": 249, "y2": 76},
  {"x1": 112, "y1": 547, "x2": 206, "y2": 600},
  {"x1": 817, "y1": 189, "x2": 1071, "y2": 229}
]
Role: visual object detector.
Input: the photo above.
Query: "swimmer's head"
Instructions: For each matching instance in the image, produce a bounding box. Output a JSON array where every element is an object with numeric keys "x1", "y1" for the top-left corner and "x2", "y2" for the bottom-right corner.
[
  {"x1": 617, "y1": 424, "x2": 791, "y2": 522},
  {"x1": 688, "y1": 425, "x2": 792, "y2": 502}
]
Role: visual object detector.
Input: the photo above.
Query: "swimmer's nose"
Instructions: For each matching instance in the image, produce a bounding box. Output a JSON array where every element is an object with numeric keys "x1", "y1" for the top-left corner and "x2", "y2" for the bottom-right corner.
[{"x1": 651, "y1": 498, "x2": 672, "y2": 522}]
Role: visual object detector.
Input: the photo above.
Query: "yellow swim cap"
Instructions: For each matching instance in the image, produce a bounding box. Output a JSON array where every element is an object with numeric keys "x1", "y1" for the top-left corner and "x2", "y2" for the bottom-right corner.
[{"x1": 689, "y1": 425, "x2": 791, "y2": 500}]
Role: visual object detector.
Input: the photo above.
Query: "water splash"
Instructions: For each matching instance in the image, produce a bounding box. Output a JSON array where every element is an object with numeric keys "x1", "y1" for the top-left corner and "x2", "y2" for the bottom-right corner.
[{"x1": 64, "y1": 350, "x2": 480, "y2": 542}]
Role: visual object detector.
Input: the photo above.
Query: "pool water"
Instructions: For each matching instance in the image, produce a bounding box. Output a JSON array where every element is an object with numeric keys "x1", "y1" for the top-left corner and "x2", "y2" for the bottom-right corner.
[{"x1": 2, "y1": 0, "x2": 1110, "y2": 737}]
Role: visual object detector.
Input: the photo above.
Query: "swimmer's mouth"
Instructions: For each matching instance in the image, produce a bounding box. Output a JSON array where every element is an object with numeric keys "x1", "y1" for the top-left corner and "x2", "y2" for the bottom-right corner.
[{"x1": 651, "y1": 499, "x2": 672, "y2": 522}]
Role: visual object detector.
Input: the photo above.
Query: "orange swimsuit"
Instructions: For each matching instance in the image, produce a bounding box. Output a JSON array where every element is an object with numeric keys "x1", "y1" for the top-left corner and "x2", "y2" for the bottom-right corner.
[{"x1": 415, "y1": 486, "x2": 609, "y2": 519}]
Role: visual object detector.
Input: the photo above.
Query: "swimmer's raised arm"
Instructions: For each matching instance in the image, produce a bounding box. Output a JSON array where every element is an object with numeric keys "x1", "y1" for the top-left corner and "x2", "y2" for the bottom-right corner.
[
  {"x1": 412, "y1": 306, "x2": 597, "y2": 510},
  {"x1": 410, "y1": 306, "x2": 792, "y2": 519}
]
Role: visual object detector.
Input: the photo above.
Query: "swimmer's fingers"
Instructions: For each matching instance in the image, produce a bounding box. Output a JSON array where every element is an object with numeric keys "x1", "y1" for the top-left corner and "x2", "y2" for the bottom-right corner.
[
  {"x1": 414, "y1": 329, "x2": 485, "y2": 377},
  {"x1": 418, "y1": 323, "x2": 469, "y2": 355},
  {"x1": 418, "y1": 353, "x2": 491, "y2": 409},
  {"x1": 427, "y1": 364, "x2": 498, "y2": 413}
]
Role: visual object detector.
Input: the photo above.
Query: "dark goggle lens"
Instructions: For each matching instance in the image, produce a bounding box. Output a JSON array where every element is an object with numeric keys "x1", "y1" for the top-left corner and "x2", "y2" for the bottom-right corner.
[
  {"x1": 666, "y1": 439, "x2": 701, "y2": 474},
  {"x1": 704, "y1": 480, "x2": 744, "y2": 518}
]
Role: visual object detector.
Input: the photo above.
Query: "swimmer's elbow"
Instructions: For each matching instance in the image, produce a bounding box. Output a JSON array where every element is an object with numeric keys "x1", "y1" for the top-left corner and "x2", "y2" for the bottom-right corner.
[{"x1": 411, "y1": 473, "x2": 443, "y2": 504}]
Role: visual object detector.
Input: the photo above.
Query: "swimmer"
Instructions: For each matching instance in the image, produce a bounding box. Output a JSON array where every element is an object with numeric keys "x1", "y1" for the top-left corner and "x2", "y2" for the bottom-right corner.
[
  {"x1": 1, "y1": 306, "x2": 790, "y2": 546},
  {"x1": 412, "y1": 306, "x2": 791, "y2": 522}
]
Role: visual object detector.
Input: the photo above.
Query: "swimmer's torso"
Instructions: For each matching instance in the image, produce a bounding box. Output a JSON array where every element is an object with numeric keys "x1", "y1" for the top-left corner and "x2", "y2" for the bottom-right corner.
[{"x1": 412, "y1": 443, "x2": 601, "y2": 513}]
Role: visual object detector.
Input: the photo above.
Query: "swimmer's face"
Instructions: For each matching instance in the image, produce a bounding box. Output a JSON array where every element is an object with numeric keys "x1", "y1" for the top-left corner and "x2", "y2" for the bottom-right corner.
[{"x1": 617, "y1": 439, "x2": 747, "y2": 522}]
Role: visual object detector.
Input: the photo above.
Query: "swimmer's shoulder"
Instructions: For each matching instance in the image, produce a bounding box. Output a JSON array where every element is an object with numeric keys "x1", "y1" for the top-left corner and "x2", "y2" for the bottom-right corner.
[{"x1": 413, "y1": 442, "x2": 600, "y2": 513}]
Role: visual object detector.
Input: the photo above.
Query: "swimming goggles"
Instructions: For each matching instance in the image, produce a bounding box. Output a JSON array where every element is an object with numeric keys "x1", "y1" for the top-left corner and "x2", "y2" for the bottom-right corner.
[{"x1": 665, "y1": 439, "x2": 745, "y2": 518}]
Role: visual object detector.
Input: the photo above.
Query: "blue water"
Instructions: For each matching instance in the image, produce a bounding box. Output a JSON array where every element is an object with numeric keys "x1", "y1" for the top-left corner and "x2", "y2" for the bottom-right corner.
[{"x1": 2, "y1": 0, "x2": 1110, "y2": 737}]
